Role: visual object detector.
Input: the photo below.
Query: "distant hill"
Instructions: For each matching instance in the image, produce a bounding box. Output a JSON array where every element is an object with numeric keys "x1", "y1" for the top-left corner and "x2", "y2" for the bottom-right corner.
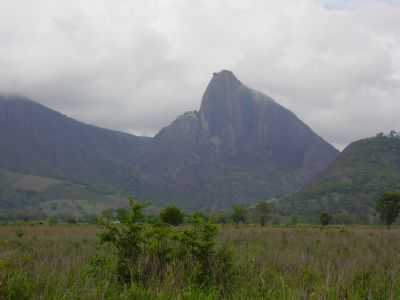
[
  {"x1": 0, "y1": 71, "x2": 339, "y2": 213},
  {"x1": 278, "y1": 134, "x2": 400, "y2": 221},
  {"x1": 0, "y1": 94, "x2": 152, "y2": 188},
  {"x1": 0, "y1": 168, "x2": 127, "y2": 221}
]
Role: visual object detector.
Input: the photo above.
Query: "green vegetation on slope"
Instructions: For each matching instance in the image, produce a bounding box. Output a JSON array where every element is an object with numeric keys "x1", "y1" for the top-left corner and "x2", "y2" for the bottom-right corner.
[
  {"x1": 0, "y1": 169, "x2": 128, "y2": 221},
  {"x1": 279, "y1": 134, "x2": 400, "y2": 222}
]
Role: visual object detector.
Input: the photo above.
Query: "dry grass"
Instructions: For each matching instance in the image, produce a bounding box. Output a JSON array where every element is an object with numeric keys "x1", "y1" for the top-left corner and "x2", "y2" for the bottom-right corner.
[
  {"x1": 1, "y1": 224, "x2": 400, "y2": 299},
  {"x1": 220, "y1": 225, "x2": 400, "y2": 298}
]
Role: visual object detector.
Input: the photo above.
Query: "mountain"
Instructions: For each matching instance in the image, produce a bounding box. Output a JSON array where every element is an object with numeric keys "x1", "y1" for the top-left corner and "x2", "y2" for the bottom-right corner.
[
  {"x1": 130, "y1": 70, "x2": 339, "y2": 209},
  {"x1": 278, "y1": 133, "x2": 400, "y2": 221},
  {"x1": 0, "y1": 94, "x2": 151, "y2": 188},
  {"x1": 0, "y1": 71, "x2": 339, "y2": 212}
]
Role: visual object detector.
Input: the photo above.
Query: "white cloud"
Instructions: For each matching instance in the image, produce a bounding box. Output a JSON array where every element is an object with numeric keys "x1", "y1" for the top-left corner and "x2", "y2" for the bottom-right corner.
[{"x1": 0, "y1": 0, "x2": 399, "y2": 149}]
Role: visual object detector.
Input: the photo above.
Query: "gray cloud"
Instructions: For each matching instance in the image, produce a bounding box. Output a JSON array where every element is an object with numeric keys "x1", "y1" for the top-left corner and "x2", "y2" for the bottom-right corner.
[{"x1": 0, "y1": 0, "x2": 399, "y2": 149}]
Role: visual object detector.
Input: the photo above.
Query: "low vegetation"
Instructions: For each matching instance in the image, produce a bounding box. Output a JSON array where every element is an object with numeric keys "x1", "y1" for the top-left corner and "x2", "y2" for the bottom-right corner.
[
  {"x1": 3, "y1": 223, "x2": 400, "y2": 299},
  {"x1": 1, "y1": 194, "x2": 400, "y2": 299},
  {"x1": 0, "y1": 169, "x2": 128, "y2": 222}
]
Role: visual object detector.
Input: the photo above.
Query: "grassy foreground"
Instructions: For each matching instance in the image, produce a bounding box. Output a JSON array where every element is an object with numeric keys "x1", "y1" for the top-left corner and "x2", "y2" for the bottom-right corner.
[{"x1": 0, "y1": 224, "x2": 400, "y2": 299}]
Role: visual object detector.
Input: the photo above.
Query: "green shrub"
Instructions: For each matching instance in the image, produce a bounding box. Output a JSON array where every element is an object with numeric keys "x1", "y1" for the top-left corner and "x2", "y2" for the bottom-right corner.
[
  {"x1": 160, "y1": 205, "x2": 184, "y2": 226},
  {"x1": 47, "y1": 216, "x2": 58, "y2": 226},
  {"x1": 66, "y1": 216, "x2": 77, "y2": 224},
  {"x1": 97, "y1": 199, "x2": 235, "y2": 294},
  {"x1": 254, "y1": 201, "x2": 271, "y2": 226},
  {"x1": 376, "y1": 192, "x2": 400, "y2": 227},
  {"x1": 99, "y1": 199, "x2": 148, "y2": 283},
  {"x1": 0, "y1": 271, "x2": 35, "y2": 300},
  {"x1": 231, "y1": 205, "x2": 247, "y2": 225},
  {"x1": 178, "y1": 217, "x2": 218, "y2": 286},
  {"x1": 15, "y1": 228, "x2": 24, "y2": 239},
  {"x1": 320, "y1": 213, "x2": 332, "y2": 226}
]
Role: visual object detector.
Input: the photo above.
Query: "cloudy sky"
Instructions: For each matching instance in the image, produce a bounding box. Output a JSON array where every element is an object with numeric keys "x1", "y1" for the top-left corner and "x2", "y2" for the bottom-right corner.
[{"x1": 1, "y1": 0, "x2": 400, "y2": 149}]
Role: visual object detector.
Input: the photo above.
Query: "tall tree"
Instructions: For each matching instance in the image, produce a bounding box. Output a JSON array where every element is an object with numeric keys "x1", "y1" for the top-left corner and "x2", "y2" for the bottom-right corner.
[
  {"x1": 232, "y1": 205, "x2": 247, "y2": 225},
  {"x1": 160, "y1": 205, "x2": 184, "y2": 226},
  {"x1": 320, "y1": 213, "x2": 332, "y2": 226},
  {"x1": 255, "y1": 202, "x2": 271, "y2": 226},
  {"x1": 376, "y1": 192, "x2": 400, "y2": 228}
]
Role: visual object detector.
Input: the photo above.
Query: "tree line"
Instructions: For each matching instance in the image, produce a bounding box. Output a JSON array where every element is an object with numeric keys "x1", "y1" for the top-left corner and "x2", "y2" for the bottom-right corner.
[{"x1": 3, "y1": 191, "x2": 400, "y2": 227}]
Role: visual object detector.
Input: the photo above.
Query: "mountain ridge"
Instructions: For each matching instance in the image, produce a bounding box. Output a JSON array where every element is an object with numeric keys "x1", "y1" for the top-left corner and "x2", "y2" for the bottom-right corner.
[
  {"x1": 278, "y1": 133, "x2": 400, "y2": 221},
  {"x1": 0, "y1": 70, "x2": 339, "y2": 211}
]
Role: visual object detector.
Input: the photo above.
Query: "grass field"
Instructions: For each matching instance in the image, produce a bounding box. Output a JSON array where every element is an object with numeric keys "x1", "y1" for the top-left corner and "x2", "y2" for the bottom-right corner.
[{"x1": 1, "y1": 224, "x2": 400, "y2": 299}]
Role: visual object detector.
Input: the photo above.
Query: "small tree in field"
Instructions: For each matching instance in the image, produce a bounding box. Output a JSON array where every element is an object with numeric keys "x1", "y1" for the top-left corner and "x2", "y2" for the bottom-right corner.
[
  {"x1": 116, "y1": 208, "x2": 129, "y2": 223},
  {"x1": 232, "y1": 205, "x2": 247, "y2": 225},
  {"x1": 255, "y1": 202, "x2": 271, "y2": 226},
  {"x1": 97, "y1": 198, "x2": 235, "y2": 290},
  {"x1": 47, "y1": 216, "x2": 58, "y2": 226},
  {"x1": 101, "y1": 208, "x2": 114, "y2": 220},
  {"x1": 99, "y1": 199, "x2": 147, "y2": 283},
  {"x1": 160, "y1": 205, "x2": 184, "y2": 226},
  {"x1": 320, "y1": 213, "x2": 332, "y2": 226},
  {"x1": 376, "y1": 192, "x2": 400, "y2": 228}
]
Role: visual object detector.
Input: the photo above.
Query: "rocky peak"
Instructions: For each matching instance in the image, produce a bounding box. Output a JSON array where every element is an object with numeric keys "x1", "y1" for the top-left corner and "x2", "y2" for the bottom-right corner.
[
  {"x1": 199, "y1": 70, "x2": 242, "y2": 115},
  {"x1": 158, "y1": 70, "x2": 338, "y2": 162},
  {"x1": 198, "y1": 70, "x2": 263, "y2": 154},
  {"x1": 209, "y1": 70, "x2": 241, "y2": 88}
]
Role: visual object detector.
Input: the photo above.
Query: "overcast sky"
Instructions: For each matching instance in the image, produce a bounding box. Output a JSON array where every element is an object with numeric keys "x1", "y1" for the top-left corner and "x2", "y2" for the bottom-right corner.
[{"x1": 1, "y1": 0, "x2": 400, "y2": 150}]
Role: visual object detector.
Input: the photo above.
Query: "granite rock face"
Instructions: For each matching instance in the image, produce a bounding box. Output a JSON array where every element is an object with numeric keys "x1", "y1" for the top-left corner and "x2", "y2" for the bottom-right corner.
[
  {"x1": 137, "y1": 71, "x2": 339, "y2": 209},
  {"x1": 0, "y1": 72, "x2": 339, "y2": 210}
]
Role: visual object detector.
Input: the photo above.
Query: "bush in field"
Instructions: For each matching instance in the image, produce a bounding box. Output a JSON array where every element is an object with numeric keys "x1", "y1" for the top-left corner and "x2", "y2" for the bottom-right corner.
[
  {"x1": 376, "y1": 192, "x2": 400, "y2": 227},
  {"x1": 101, "y1": 208, "x2": 114, "y2": 220},
  {"x1": 255, "y1": 202, "x2": 271, "y2": 226},
  {"x1": 66, "y1": 216, "x2": 77, "y2": 224},
  {"x1": 99, "y1": 199, "x2": 150, "y2": 283},
  {"x1": 98, "y1": 199, "x2": 235, "y2": 292},
  {"x1": 178, "y1": 216, "x2": 235, "y2": 292},
  {"x1": 47, "y1": 216, "x2": 58, "y2": 226},
  {"x1": 116, "y1": 208, "x2": 129, "y2": 223},
  {"x1": 210, "y1": 212, "x2": 227, "y2": 224},
  {"x1": 232, "y1": 205, "x2": 247, "y2": 225},
  {"x1": 15, "y1": 229, "x2": 24, "y2": 239},
  {"x1": 178, "y1": 216, "x2": 217, "y2": 284},
  {"x1": 160, "y1": 205, "x2": 184, "y2": 226},
  {"x1": 190, "y1": 212, "x2": 209, "y2": 222},
  {"x1": 320, "y1": 213, "x2": 332, "y2": 226}
]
